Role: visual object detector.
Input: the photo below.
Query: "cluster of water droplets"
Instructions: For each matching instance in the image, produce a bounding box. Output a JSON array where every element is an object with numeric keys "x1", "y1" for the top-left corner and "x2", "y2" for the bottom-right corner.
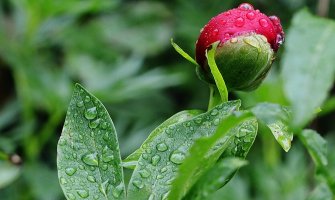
[{"x1": 58, "y1": 87, "x2": 125, "y2": 199}]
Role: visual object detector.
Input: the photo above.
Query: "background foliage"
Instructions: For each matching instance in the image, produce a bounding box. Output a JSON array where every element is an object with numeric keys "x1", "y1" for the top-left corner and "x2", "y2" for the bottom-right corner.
[{"x1": 0, "y1": 0, "x2": 335, "y2": 199}]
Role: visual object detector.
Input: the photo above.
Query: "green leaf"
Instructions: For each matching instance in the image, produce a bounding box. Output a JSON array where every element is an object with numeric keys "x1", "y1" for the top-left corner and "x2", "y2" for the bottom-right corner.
[
  {"x1": 171, "y1": 113, "x2": 257, "y2": 200},
  {"x1": 281, "y1": 9, "x2": 335, "y2": 128},
  {"x1": 299, "y1": 129, "x2": 327, "y2": 167},
  {"x1": 251, "y1": 103, "x2": 293, "y2": 152},
  {"x1": 206, "y1": 42, "x2": 228, "y2": 103},
  {"x1": 123, "y1": 109, "x2": 203, "y2": 169},
  {"x1": 127, "y1": 100, "x2": 241, "y2": 200},
  {"x1": 57, "y1": 84, "x2": 125, "y2": 200},
  {"x1": 171, "y1": 39, "x2": 199, "y2": 66},
  {"x1": 184, "y1": 158, "x2": 248, "y2": 200},
  {"x1": 0, "y1": 161, "x2": 21, "y2": 189}
]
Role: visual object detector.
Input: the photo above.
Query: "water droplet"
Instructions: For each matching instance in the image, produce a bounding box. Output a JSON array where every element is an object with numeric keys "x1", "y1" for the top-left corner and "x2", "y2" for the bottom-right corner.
[
  {"x1": 67, "y1": 193, "x2": 76, "y2": 200},
  {"x1": 79, "y1": 165, "x2": 85, "y2": 170},
  {"x1": 213, "y1": 28, "x2": 219, "y2": 36},
  {"x1": 102, "y1": 132, "x2": 109, "y2": 141},
  {"x1": 156, "y1": 142, "x2": 168, "y2": 152},
  {"x1": 87, "y1": 175, "x2": 96, "y2": 183},
  {"x1": 276, "y1": 33, "x2": 284, "y2": 45},
  {"x1": 269, "y1": 15, "x2": 280, "y2": 25},
  {"x1": 77, "y1": 189, "x2": 89, "y2": 198},
  {"x1": 77, "y1": 101, "x2": 84, "y2": 107},
  {"x1": 246, "y1": 12, "x2": 255, "y2": 20},
  {"x1": 234, "y1": 17, "x2": 245, "y2": 27},
  {"x1": 259, "y1": 19, "x2": 269, "y2": 27},
  {"x1": 60, "y1": 177, "x2": 67, "y2": 184},
  {"x1": 156, "y1": 174, "x2": 163, "y2": 179},
  {"x1": 211, "y1": 109, "x2": 218, "y2": 116},
  {"x1": 170, "y1": 151, "x2": 185, "y2": 164},
  {"x1": 82, "y1": 153, "x2": 99, "y2": 166},
  {"x1": 84, "y1": 96, "x2": 91, "y2": 103},
  {"x1": 151, "y1": 155, "x2": 161, "y2": 166},
  {"x1": 65, "y1": 167, "x2": 77, "y2": 176},
  {"x1": 213, "y1": 118, "x2": 220, "y2": 126},
  {"x1": 84, "y1": 107, "x2": 97, "y2": 120},
  {"x1": 230, "y1": 38, "x2": 238, "y2": 43},
  {"x1": 101, "y1": 164, "x2": 108, "y2": 171},
  {"x1": 112, "y1": 183, "x2": 124, "y2": 198},
  {"x1": 160, "y1": 167, "x2": 168, "y2": 173},
  {"x1": 195, "y1": 118, "x2": 202, "y2": 124},
  {"x1": 139, "y1": 169, "x2": 151, "y2": 178},
  {"x1": 102, "y1": 154, "x2": 114, "y2": 163},
  {"x1": 72, "y1": 153, "x2": 78, "y2": 159},
  {"x1": 132, "y1": 179, "x2": 144, "y2": 189},
  {"x1": 59, "y1": 138, "x2": 66, "y2": 146},
  {"x1": 101, "y1": 122, "x2": 108, "y2": 129},
  {"x1": 89, "y1": 118, "x2": 101, "y2": 129},
  {"x1": 142, "y1": 153, "x2": 149, "y2": 160},
  {"x1": 224, "y1": 33, "x2": 231, "y2": 40},
  {"x1": 238, "y1": 3, "x2": 254, "y2": 10}
]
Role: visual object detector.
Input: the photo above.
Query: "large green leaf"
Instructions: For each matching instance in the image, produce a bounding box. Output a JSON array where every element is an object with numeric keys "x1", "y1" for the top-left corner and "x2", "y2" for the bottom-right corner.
[
  {"x1": 281, "y1": 9, "x2": 335, "y2": 128},
  {"x1": 127, "y1": 101, "x2": 241, "y2": 200},
  {"x1": 57, "y1": 84, "x2": 125, "y2": 200},
  {"x1": 123, "y1": 109, "x2": 203, "y2": 169},
  {"x1": 251, "y1": 103, "x2": 293, "y2": 152},
  {"x1": 299, "y1": 129, "x2": 327, "y2": 167},
  {"x1": 184, "y1": 158, "x2": 248, "y2": 200},
  {"x1": 169, "y1": 112, "x2": 256, "y2": 200}
]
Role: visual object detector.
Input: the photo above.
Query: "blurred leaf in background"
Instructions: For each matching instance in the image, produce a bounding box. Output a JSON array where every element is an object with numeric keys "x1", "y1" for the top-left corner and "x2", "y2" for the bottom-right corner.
[{"x1": 1, "y1": 0, "x2": 335, "y2": 199}]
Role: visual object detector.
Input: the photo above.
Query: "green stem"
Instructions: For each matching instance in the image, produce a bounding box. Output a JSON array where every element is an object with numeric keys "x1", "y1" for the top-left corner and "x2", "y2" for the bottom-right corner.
[
  {"x1": 206, "y1": 42, "x2": 228, "y2": 103},
  {"x1": 208, "y1": 86, "x2": 223, "y2": 111}
]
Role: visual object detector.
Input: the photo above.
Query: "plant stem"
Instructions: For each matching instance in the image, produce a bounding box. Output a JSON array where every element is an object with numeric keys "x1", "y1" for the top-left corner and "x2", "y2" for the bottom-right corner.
[
  {"x1": 208, "y1": 85, "x2": 223, "y2": 110},
  {"x1": 206, "y1": 42, "x2": 229, "y2": 103}
]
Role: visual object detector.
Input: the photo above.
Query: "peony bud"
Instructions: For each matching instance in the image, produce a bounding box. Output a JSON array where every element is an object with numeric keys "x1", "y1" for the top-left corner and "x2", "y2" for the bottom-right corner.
[{"x1": 195, "y1": 3, "x2": 284, "y2": 91}]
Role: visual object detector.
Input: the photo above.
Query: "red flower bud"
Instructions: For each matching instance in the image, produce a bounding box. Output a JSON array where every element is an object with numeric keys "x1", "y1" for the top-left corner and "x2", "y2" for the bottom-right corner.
[{"x1": 195, "y1": 3, "x2": 284, "y2": 91}]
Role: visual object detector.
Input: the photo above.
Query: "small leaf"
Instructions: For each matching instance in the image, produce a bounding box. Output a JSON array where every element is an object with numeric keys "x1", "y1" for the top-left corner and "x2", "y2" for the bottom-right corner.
[
  {"x1": 168, "y1": 112, "x2": 255, "y2": 200},
  {"x1": 206, "y1": 42, "x2": 228, "y2": 102},
  {"x1": 281, "y1": 9, "x2": 335, "y2": 128},
  {"x1": 123, "y1": 110, "x2": 203, "y2": 169},
  {"x1": 185, "y1": 158, "x2": 248, "y2": 200},
  {"x1": 251, "y1": 103, "x2": 293, "y2": 152},
  {"x1": 57, "y1": 84, "x2": 125, "y2": 200},
  {"x1": 127, "y1": 101, "x2": 241, "y2": 200},
  {"x1": 171, "y1": 39, "x2": 199, "y2": 66},
  {"x1": 299, "y1": 129, "x2": 328, "y2": 167}
]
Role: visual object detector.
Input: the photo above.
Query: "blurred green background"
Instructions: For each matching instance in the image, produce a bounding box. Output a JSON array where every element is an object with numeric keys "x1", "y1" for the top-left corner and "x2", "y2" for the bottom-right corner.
[{"x1": 0, "y1": 0, "x2": 335, "y2": 199}]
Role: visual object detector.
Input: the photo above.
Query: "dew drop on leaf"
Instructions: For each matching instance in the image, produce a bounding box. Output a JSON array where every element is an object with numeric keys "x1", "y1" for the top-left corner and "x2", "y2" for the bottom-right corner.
[
  {"x1": 87, "y1": 175, "x2": 96, "y2": 183},
  {"x1": 151, "y1": 155, "x2": 161, "y2": 166},
  {"x1": 76, "y1": 101, "x2": 84, "y2": 108},
  {"x1": 60, "y1": 177, "x2": 67, "y2": 185},
  {"x1": 77, "y1": 189, "x2": 89, "y2": 198},
  {"x1": 139, "y1": 169, "x2": 151, "y2": 178},
  {"x1": 84, "y1": 107, "x2": 97, "y2": 120},
  {"x1": 102, "y1": 154, "x2": 114, "y2": 163},
  {"x1": 65, "y1": 167, "x2": 77, "y2": 176},
  {"x1": 132, "y1": 179, "x2": 144, "y2": 189},
  {"x1": 211, "y1": 109, "x2": 219, "y2": 116},
  {"x1": 101, "y1": 164, "x2": 108, "y2": 171},
  {"x1": 156, "y1": 142, "x2": 168, "y2": 152},
  {"x1": 82, "y1": 153, "x2": 99, "y2": 166},
  {"x1": 89, "y1": 118, "x2": 101, "y2": 129},
  {"x1": 170, "y1": 151, "x2": 185, "y2": 164},
  {"x1": 84, "y1": 96, "x2": 91, "y2": 103},
  {"x1": 67, "y1": 193, "x2": 76, "y2": 200}
]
